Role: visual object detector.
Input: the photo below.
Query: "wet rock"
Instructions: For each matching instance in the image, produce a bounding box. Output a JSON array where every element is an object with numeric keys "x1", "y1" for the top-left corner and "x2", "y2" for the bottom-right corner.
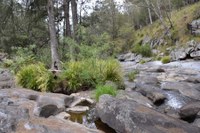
[
  {"x1": 161, "y1": 82, "x2": 200, "y2": 100},
  {"x1": 66, "y1": 106, "x2": 89, "y2": 113},
  {"x1": 96, "y1": 95, "x2": 200, "y2": 133},
  {"x1": 179, "y1": 102, "x2": 200, "y2": 121}
]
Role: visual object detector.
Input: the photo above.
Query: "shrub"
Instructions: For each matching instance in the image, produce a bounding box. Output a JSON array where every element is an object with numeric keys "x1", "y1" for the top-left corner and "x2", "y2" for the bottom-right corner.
[
  {"x1": 61, "y1": 59, "x2": 123, "y2": 92},
  {"x1": 161, "y1": 56, "x2": 171, "y2": 64},
  {"x1": 139, "y1": 60, "x2": 146, "y2": 64},
  {"x1": 5, "y1": 45, "x2": 36, "y2": 74},
  {"x1": 16, "y1": 64, "x2": 40, "y2": 91},
  {"x1": 3, "y1": 59, "x2": 14, "y2": 68},
  {"x1": 16, "y1": 63, "x2": 55, "y2": 92},
  {"x1": 156, "y1": 56, "x2": 162, "y2": 61},
  {"x1": 127, "y1": 70, "x2": 139, "y2": 82},
  {"x1": 95, "y1": 85, "x2": 117, "y2": 101},
  {"x1": 133, "y1": 44, "x2": 152, "y2": 57},
  {"x1": 102, "y1": 59, "x2": 123, "y2": 83}
]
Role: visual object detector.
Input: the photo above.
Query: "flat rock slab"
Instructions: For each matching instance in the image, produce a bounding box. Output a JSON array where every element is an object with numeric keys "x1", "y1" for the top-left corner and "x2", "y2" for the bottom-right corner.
[{"x1": 96, "y1": 95, "x2": 200, "y2": 133}]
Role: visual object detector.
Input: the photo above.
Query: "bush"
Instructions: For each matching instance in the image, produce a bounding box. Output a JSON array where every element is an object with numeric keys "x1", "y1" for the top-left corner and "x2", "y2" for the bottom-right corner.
[
  {"x1": 139, "y1": 60, "x2": 146, "y2": 64},
  {"x1": 133, "y1": 44, "x2": 152, "y2": 57},
  {"x1": 3, "y1": 59, "x2": 14, "y2": 68},
  {"x1": 16, "y1": 63, "x2": 55, "y2": 92},
  {"x1": 5, "y1": 45, "x2": 36, "y2": 74},
  {"x1": 61, "y1": 59, "x2": 123, "y2": 92},
  {"x1": 127, "y1": 70, "x2": 139, "y2": 82},
  {"x1": 95, "y1": 85, "x2": 117, "y2": 101},
  {"x1": 161, "y1": 56, "x2": 171, "y2": 64}
]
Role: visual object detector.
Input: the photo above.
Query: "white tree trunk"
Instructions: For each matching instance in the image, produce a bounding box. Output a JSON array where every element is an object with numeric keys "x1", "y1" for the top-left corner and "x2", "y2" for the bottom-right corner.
[{"x1": 47, "y1": 0, "x2": 60, "y2": 70}]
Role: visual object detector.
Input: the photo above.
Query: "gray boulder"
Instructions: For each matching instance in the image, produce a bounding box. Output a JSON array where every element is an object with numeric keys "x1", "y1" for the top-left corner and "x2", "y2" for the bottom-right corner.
[
  {"x1": 34, "y1": 93, "x2": 74, "y2": 118},
  {"x1": 96, "y1": 95, "x2": 200, "y2": 133},
  {"x1": 179, "y1": 102, "x2": 200, "y2": 120}
]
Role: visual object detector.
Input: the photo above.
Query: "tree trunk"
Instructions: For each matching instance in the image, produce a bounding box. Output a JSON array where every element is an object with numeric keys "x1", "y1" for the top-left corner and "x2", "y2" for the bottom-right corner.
[
  {"x1": 47, "y1": 0, "x2": 60, "y2": 70},
  {"x1": 63, "y1": 0, "x2": 71, "y2": 37},
  {"x1": 71, "y1": 0, "x2": 78, "y2": 41},
  {"x1": 145, "y1": 0, "x2": 153, "y2": 24}
]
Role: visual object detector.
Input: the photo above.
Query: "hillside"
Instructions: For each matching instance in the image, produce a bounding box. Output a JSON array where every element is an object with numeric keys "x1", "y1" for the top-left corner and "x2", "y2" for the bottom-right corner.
[{"x1": 133, "y1": 2, "x2": 200, "y2": 53}]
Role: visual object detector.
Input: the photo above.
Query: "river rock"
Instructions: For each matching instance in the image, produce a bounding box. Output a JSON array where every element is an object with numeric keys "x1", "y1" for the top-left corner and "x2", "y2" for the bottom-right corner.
[
  {"x1": 0, "y1": 88, "x2": 102, "y2": 133},
  {"x1": 170, "y1": 48, "x2": 187, "y2": 61},
  {"x1": 161, "y1": 81, "x2": 200, "y2": 100},
  {"x1": 179, "y1": 102, "x2": 200, "y2": 120},
  {"x1": 34, "y1": 93, "x2": 74, "y2": 118},
  {"x1": 96, "y1": 95, "x2": 200, "y2": 133}
]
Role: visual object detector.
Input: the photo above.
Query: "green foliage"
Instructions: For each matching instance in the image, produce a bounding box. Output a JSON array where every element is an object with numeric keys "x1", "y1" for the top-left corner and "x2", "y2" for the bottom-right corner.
[
  {"x1": 3, "y1": 59, "x2": 14, "y2": 68},
  {"x1": 16, "y1": 63, "x2": 55, "y2": 92},
  {"x1": 4, "y1": 45, "x2": 36, "y2": 74},
  {"x1": 16, "y1": 64, "x2": 41, "y2": 91},
  {"x1": 132, "y1": 44, "x2": 152, "y2": 57},
  {"x1": 139, "y1": 60, "x2": 146, "y2": 64},
  {"x1": 161, "y1": 56, "x2": 171, "y2": 64},
  {"x1": 95, "y1": 85, "x2": 117, "y2": 101},
  {"x1": 62, "y1": 34, "x2": 113, "y2": 61},
  {"x1": 127, "y1": 70, "x2": 139, "y2": 82},
  {"x1": 61, "y1": 59, "x2": 123, "y2": 92},
  {"x1": 156, "y1": 56, "x2": 162, "y2": 61}
]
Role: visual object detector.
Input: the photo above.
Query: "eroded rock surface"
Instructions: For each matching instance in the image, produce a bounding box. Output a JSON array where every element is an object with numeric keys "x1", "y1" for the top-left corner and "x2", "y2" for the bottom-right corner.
[
  {"x1": 0, "y1": 88, "x2": 102, "y2": 133},
  {"x1": 96, "y1": 95, "x2": 200, "y2": 133}
]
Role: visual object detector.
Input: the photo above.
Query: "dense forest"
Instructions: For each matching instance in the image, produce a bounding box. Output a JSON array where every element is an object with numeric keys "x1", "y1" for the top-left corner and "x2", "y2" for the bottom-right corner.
[{"x1": 0, "y1": 0, "x2": 199, "y2": 67}]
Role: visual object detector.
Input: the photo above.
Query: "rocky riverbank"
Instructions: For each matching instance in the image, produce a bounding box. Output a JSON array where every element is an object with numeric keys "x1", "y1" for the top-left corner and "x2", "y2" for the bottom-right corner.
[
  {"x1": 0, "y1": 69, "x2": 103, "y2": 133},
  {"x1": 1, "y1": 59, "x2": 200, "y2": 133},
  {"x1": 96, "y1": 60, "x2": 200, "y2": 133}
]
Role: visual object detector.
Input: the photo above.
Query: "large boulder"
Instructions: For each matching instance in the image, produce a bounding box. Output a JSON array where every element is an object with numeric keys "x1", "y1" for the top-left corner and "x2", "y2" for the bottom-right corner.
[
  {"x1": 179, "y1": 102, "x2": 200, "y2": 121},
  {"x1": 34, "y1": 93, "x2": 74, "y2": 118},
  {"x1": 170, "y1": 48, "x2": 187, "y2": 61},
  {"x1": 96, "y1": 95, "x2": 200, "y2": 133}
]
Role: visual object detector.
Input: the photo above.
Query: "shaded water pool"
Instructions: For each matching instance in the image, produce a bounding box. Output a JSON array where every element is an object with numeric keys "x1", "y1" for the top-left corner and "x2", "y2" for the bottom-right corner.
[{"x1": 68, "y1": 108, "x2": 116, "y2": 133}]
